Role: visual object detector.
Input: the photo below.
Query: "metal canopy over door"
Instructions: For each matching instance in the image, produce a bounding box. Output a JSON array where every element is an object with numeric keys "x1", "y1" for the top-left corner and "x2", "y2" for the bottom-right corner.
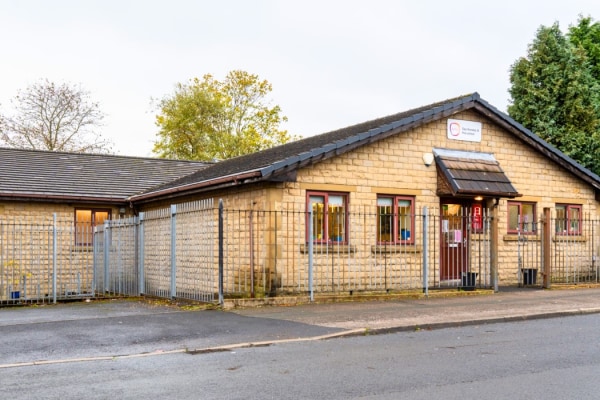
[{"x1": 440, "y1": 201, "x2": 469, "y2": 281}]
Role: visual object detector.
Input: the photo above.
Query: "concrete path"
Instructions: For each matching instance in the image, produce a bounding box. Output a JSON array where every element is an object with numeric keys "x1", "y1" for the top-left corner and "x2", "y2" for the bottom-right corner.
[{"x1": 233, "y1": 286, "x2": 600, "y2": 331}]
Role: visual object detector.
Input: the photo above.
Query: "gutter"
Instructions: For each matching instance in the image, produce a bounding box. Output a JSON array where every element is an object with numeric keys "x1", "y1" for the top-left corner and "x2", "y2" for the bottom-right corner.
[
  {"x1": 0, "y1": 193, "x2": 128, "y2": 204},
  {"x1": 127, "y1": 170, "x2": 263, "y2": 203}
]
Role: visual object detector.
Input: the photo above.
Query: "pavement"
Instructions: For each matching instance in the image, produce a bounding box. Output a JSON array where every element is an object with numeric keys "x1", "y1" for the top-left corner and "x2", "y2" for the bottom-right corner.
[
  {"x1": 233, "y1": 286, "x2": 600, "y2": 331},
  {"x1": 2, "y1": 286, "x2": 600, "y2": 368}
]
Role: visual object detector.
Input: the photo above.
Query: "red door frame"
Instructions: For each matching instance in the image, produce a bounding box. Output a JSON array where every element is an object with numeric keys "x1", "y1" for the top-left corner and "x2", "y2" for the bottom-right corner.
[{"x1": 440, "y1": 199, "x2": 471, "y2": 280}]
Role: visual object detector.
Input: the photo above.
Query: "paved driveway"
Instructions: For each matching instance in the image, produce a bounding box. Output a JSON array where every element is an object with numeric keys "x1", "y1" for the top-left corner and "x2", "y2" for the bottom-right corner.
[{"x1": 0, "y1": 299, "x2": 342, "y2": 366}]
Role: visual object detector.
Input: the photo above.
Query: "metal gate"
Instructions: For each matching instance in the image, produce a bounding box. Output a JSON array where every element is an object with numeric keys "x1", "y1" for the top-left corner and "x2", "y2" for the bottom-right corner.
[{"x1": 94, "y1": 199, "x2": 216, "y2": 302}]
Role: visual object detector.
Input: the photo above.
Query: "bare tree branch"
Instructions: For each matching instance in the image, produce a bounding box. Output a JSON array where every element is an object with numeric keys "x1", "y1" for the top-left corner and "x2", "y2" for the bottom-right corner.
[{"x1": 0, "y1": 79, "x2": 113, "y2": 153}]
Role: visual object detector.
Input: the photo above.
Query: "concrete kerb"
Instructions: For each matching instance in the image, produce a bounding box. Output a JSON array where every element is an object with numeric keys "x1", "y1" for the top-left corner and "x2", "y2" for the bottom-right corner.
[
  {"x1": 0, "y1": 349, "x2": 188, "y2": 370},
  {"x1": 189, "y1": 303, "x2": 600, "y2": 356},
  {"x1": 362, "y1": 306, "x2": 600, "y2": 335},
  {"x1": 221, "y1": 288, "x2": 495, "y2": 309},
  {"x1": 4, "y1": 304, "x2": 600, "y2": 370},
  {"x1": 221, "y1": 283, "x2": 600, "y2": 309}
]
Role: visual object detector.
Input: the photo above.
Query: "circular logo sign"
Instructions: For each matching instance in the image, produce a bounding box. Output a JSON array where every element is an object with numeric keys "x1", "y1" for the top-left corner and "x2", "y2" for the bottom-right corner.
[{"x1": 449, "y1": 122, "x2": 461, "y2": 136}]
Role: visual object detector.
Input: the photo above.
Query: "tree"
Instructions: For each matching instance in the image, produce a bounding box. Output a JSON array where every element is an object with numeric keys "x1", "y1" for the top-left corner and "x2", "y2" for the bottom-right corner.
[
  {"x1": 153, "y1": 70, "x2": 294, "y2": 161},
  {"x1": 0, "y1": 79, "x2": 111, "y2": 153},
  {"x1": 568, "y1": 16, "x2": 600, "y2": 83},
  {"x1": 508, "y1": 22, "x2": 600, "y2": 175}
]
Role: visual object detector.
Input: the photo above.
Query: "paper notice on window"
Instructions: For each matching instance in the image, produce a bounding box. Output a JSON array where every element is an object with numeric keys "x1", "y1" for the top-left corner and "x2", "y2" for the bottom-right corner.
[{"x1": 454, "y1": 230, "x2": 462, "y2": 243}]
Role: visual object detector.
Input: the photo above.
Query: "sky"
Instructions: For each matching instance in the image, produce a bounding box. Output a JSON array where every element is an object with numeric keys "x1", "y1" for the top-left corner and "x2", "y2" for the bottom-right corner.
[{"x1": 1, "y1": 0, "x2": 600, "y2": 157}]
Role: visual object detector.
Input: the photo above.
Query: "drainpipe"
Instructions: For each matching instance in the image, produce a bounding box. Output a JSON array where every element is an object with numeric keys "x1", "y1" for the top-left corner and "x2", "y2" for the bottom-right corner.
[
  {"x1": 542, "y1": 207, "x2": 551, "y2": 288},
  {"x1": 249, "y1": 210, "x2": 254, "y2": 298},
  {"x1": 422, "y1": 206, "x2": 429, "y2": 296}
]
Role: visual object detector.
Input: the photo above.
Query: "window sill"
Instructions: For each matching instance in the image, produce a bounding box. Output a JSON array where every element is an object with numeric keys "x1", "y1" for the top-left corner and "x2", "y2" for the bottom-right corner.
[
  {"x1": 503, "y1": 234, "x2": 587, "y2": 243},
  {"x1": 371, "y1": 245, "x2": 422, "y2": 254},
  {"x1": 299, "y1": 244, "x2": 357, "y2": 254},
  {"x1": 503, "y1": 234, "x2": 540, "y2": 242},
  {"x1": 553, "y1": 235, "x2": 587, "y2": 242},
  {"x1": 73, "y1": 245, "x2": 94, "y2": 253}
]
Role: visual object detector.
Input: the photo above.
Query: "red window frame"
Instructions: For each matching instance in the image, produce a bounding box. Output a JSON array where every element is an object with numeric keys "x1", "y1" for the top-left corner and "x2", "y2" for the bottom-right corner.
[
  {"x1": 306, "y1": 191, "x2": 348, "y2": 244},
  {"x1": 376, "y1": 195, "x2": 415, "y2": 244},
  {"x1": 507, "y1": 201, "x2": 537, "y2": 234},
  {"x1": 555, "y1": 204, "x2": 582, "y2": 235}
]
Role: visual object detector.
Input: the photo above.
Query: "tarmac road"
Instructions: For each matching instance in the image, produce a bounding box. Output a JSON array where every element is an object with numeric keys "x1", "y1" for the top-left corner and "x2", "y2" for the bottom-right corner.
[{"x1": 2, "y1": 286, "x2": 600, "y2": 368}]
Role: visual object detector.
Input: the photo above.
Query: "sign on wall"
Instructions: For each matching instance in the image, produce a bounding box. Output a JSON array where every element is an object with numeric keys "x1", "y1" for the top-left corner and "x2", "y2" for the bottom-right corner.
[{"x1": 447, "y1": 119, "x2": 482, "y2": 142}]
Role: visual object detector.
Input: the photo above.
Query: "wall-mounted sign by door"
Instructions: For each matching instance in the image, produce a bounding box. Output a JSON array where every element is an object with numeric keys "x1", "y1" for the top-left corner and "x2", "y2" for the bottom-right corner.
[
  {"x1": 447, "y1": 119, "x2": 482, "y2": 142},
  {"x1": 472, "y1": 203, "x2": 483, "y2": 232}
]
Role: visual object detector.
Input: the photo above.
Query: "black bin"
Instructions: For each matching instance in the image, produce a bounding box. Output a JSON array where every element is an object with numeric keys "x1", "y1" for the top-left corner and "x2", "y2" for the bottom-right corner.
[
  {"x1": 522, "y1": 268, "x2": 537, "y2": 285},
  {"x1": 461, "y1": 272, "x2": 478, "y2": 290}
]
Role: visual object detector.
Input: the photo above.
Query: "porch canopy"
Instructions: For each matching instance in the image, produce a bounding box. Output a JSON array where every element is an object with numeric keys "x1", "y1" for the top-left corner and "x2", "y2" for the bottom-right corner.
[{"x1": 433, "y1": 148, "x2": 521, "y2": 198}]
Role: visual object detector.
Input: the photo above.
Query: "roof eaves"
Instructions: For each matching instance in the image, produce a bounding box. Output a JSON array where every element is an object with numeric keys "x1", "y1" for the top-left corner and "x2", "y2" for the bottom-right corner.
[
  {"x1": 0, "y1": 192, "x2": 128, "y2": 203},
  {"x1": 128, "y1": 169, "x2": 263, "y2": 202}
]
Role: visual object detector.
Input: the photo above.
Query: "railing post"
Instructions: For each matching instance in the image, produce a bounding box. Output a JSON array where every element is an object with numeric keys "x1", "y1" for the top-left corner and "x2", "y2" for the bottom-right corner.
[
  {"x1": 218, "y1": 200, "x2": 224, "y2": 306},
  {"x1": 422, "y1": 206, "x2": 429, "y2": 296},
  {"x1": 249, "y1": 210, "x2": 255, "y2": 298},
  {"x1": 170, "y1": 204, "x2": 177, "y2": 299},
  {"x1": 308, "y1": 208, "x2": 314, "y2": 302},
  {"x1": 490, "y1": 201, "x2": 499, "y2": 292},
  {"x1": 52, "y1": 213, "x2": 57, "y2": 304},
  {"x1": 138, "y1": 213, "x2": 145, "y2": 295},
  {"x1": 92, "y1": 223, "x2": 97, "y2": 297},
  {"x1": 103, "y1": 220, "x2": 110, "y2": 293},
  {"x1": 542, "y1": 207, "x2": 551, "y2": 288}
]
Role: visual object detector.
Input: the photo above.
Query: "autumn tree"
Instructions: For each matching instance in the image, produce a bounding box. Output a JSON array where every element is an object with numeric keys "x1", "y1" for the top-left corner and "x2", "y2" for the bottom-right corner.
[
  {"x1": 0, "y1": 79, "x2": 112, "y2": 153},
  {"x1": 153, "y1": 70, "x2": 294, "y2": 161},
  {"x1": 508, "y1": 21, "x2": 600, "y2": 175}
]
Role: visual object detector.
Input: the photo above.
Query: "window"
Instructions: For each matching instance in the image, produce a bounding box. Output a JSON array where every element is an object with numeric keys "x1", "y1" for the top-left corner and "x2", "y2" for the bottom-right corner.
[
  {"x1": 377, "y1": 195, "x2": 415, "y2": 244},
  {"x1": 556, "y1": 204, "x2": 582, "y2": 235},
  {"x1": 75, "y1": 208, "x2": 110, "y2": 246},
  {"x1": 307, "y1": 192, "x2": 348, "y2": 243},
  {"x1": 507, "y1": 201, "x2": 536, "y2": 234}
]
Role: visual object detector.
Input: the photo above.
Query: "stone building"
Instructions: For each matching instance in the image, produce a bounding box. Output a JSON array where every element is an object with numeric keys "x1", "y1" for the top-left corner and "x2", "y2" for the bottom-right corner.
[{"x1": 2, "y1": 92, "x2": 599, "y2": 300}]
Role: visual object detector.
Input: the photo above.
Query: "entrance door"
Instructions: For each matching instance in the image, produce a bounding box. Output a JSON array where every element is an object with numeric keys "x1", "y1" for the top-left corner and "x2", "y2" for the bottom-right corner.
[{"x1": 440, "y1": 201, "x2": 469, "y2": 280}]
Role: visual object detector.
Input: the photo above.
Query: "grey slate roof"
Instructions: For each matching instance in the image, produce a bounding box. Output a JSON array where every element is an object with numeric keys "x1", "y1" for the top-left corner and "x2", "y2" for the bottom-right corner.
[
  {"x1": 132, "y1": 92, "x2": 600, "y2": 201},
  {"x1": 0, "y1": 147, "x2": 210, "y2": 202},
  {"x1": 4, "y1": 93, "x2": 599, "y2": 205}
]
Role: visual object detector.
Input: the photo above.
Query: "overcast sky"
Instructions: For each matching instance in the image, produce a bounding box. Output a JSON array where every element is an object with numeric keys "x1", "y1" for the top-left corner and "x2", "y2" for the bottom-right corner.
[{"x1": 1, "y1": 0, "x2": 600, "y2": 157}]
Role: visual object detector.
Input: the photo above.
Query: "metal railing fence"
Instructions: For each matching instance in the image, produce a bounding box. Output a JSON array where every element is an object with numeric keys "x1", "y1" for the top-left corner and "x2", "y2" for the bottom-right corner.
[
  {"x1": 218, "y1": 206, "x2": 493, "y2": 297},
  {"x1": 1, "y1": 215, "x2": 95, "y2": 305},
  {"x1": 94, "y1": 201, "x2": 493, "y2": 303},
  {"x1": 4, "y1": 203, "x2": 598, "y2": 306},
  {"x1": 550, "y1": 214, "x2": 600, "y2": 284},
  {"x1": 514, "y1": 213, "x2": 600, "y2": 286}
]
